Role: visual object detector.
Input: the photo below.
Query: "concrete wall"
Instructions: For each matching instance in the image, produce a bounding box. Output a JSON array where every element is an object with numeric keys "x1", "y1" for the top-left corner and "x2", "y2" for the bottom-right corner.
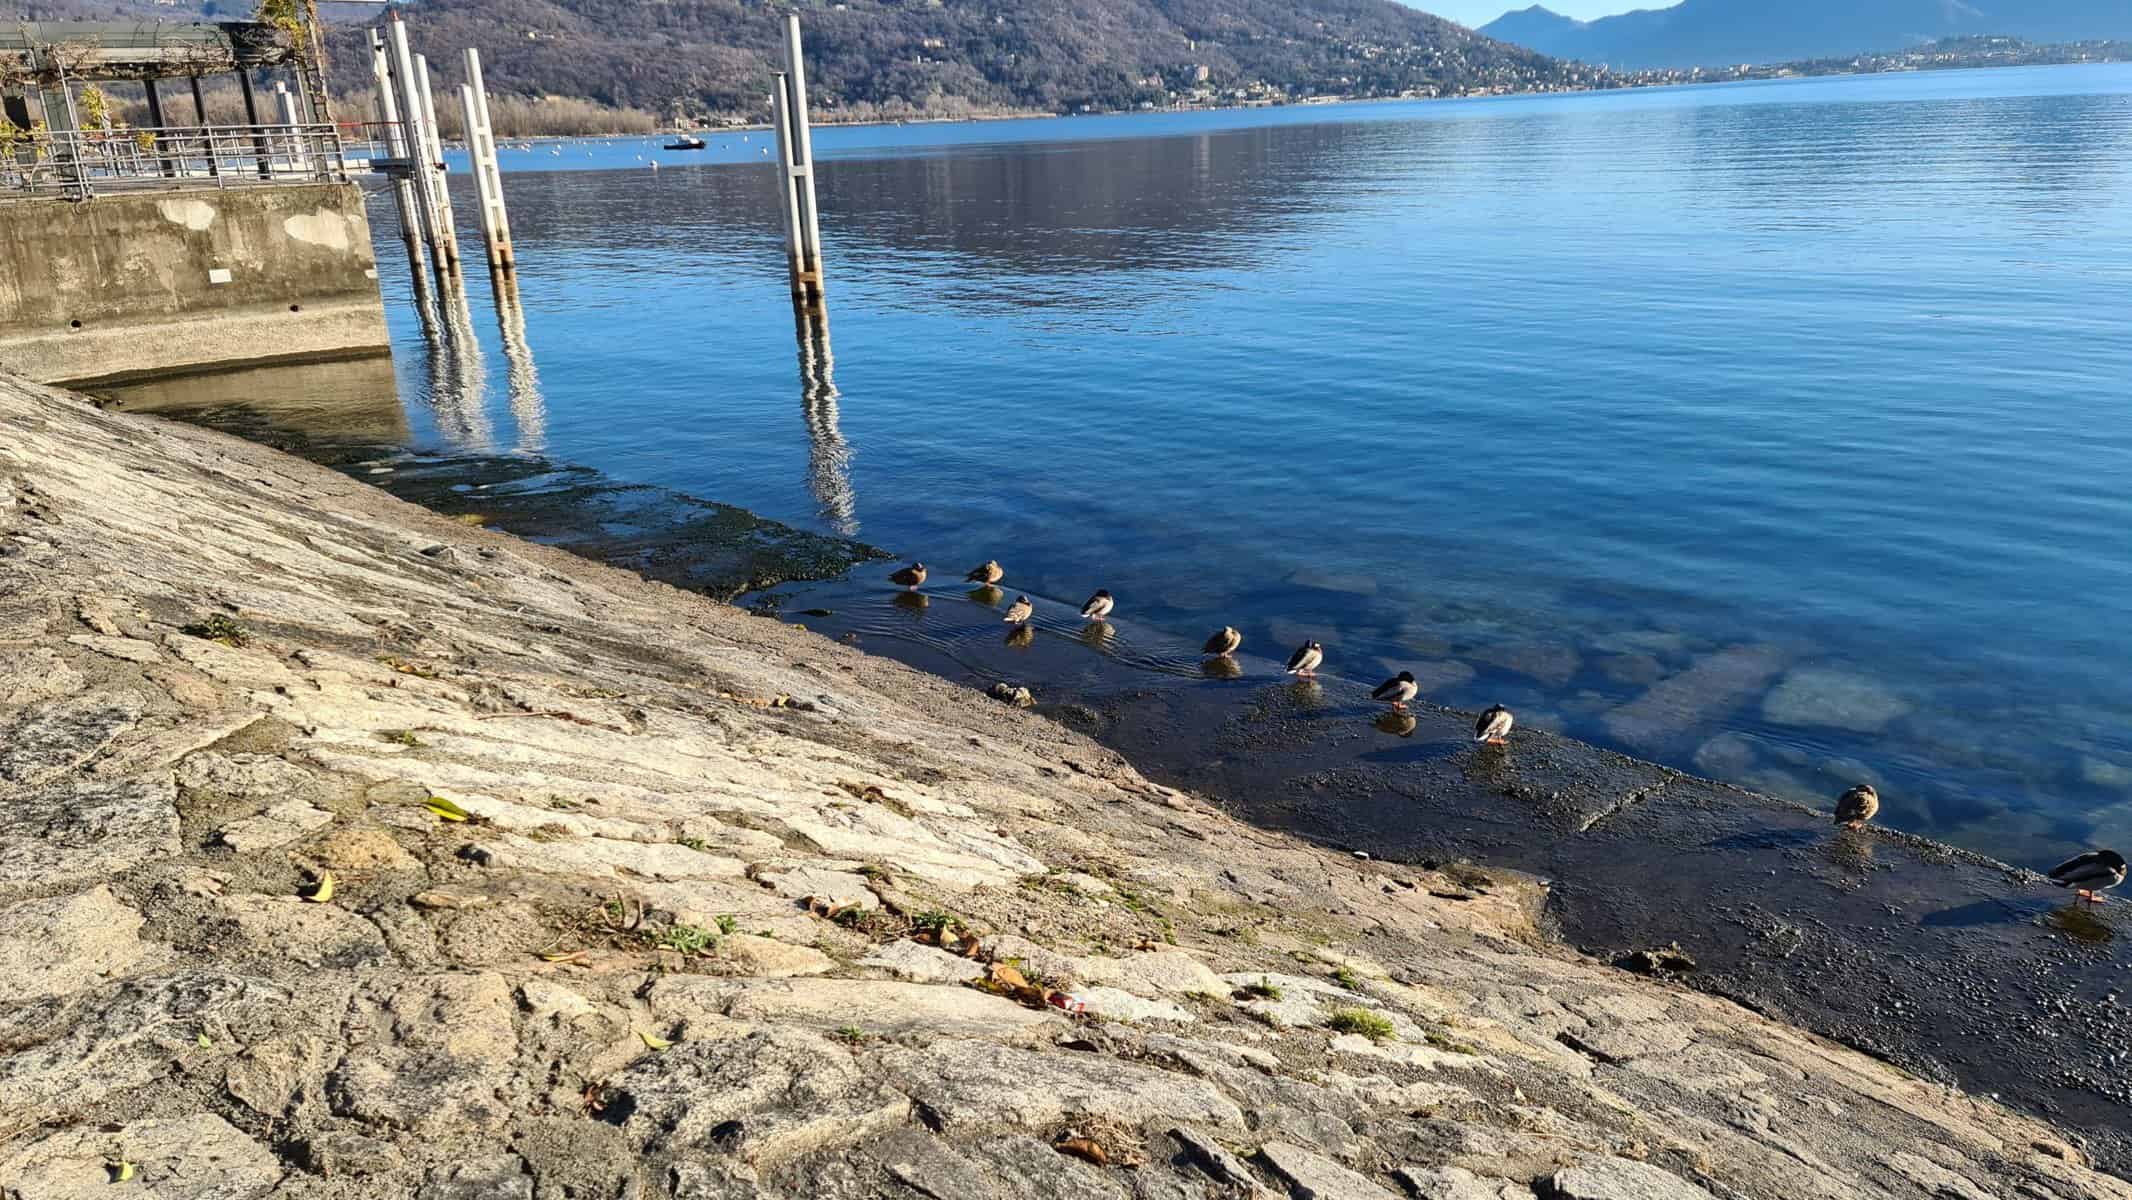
[{"x1": 0, "y1": 182, "x2": 390, "y2": 385}]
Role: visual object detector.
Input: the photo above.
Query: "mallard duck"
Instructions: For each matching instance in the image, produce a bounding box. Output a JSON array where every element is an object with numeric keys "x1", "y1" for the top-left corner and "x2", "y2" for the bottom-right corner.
[
  {"x1": 1285, "y1": 640, "x2": 1324, "y2": 677},
  {"x1": 1202, "y1": 626, "x2": 1242, "y2": 657},
  {"x1": 2048, "y1": 849, "x2": 2127, "y2": 906},
  {"x1": 889, "y1": 563, "x2": 927, "y2": 591},
  {"x1": 1474, "y1": 704, "x2": 1514, "y2": 746},
  {"x1": 1003, "y1": 595, "x2": 1034, "y2": 625},
  {"x1": 1371, "y1": 671, "x2": 1418, "y2": 712},
  {"x1": 1080, "y1": 590, "x2": 1115, "y2": 621},
  {"x1": 1834, "y1": 784, "x2": 1879, "y2": 830},
  {"x1": 965, "y1": 560, "x2": 1004, "y2": 585}
]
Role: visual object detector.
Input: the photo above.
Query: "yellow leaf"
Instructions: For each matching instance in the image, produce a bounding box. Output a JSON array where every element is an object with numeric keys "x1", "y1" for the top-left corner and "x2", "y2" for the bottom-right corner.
[
  {"x1": 196, "y1": 1032, "x2": 211, "y2": 1049},
  {"x1": 301, "y1": 871, "x2": 335, "y2": 904},
  {"x1": 539, "y1": 949, "x2": 587, "y2": 964},
  {"x1": 109, "y1": 1159, "x2": 136, "y2": 1182},
  {"x1": 425, "y1": 796, "x2": 472, "y2": 822},
  {"x1": 638, "y1": 1030, "x2": 672, "y2": 1051}
]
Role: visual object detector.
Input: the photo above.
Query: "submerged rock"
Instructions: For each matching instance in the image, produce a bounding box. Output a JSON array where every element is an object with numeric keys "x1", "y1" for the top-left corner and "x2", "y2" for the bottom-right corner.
[{"x1": 1763, "y1": 667, "x2": 1914, "y2": 732}]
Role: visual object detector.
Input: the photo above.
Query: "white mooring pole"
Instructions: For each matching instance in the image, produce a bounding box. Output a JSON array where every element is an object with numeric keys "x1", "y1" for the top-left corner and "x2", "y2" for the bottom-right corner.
[
  {"x1": 459, "y1": 47, "x2": 514, "y2": 273},
  {"x1": 769, "y1": 77, "x2": 807, "y2": 300},
  {"x1": 780, "y1": 13, "x2": 825, "y2": 307},
  {"x1": 385, "y1": 15, "x2": 451, "y2": 275},
  {"x1": 369, "y1": 28, "x2": 426, "y2": 279},
  {"x1": 412, "y1": 53, "x2": 463, "y2": 274}
]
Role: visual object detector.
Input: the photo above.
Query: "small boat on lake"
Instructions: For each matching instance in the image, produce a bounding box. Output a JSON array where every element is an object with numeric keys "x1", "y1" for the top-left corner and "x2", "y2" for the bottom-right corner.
[{"x1": 663, "y1": 135, "x2": 707, "y2": 151}]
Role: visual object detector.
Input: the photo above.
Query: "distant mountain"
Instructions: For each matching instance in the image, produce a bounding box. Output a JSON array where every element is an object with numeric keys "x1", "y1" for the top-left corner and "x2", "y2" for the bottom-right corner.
[{"x1": 1480, "y1": 0, "x2": 2132, "y2": 69}]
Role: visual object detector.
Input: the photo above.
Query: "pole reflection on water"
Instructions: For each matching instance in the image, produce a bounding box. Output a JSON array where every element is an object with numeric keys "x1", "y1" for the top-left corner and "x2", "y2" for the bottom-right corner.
[
  {"x1": 796, "y1": 304, "x2": 856, "y2": 535},
  {"x1": 492, "y1": 269, "x2": 546, "y2": 454},
  {"x1": 426, "y1": 273, "x2": 494, "y2": 450}
]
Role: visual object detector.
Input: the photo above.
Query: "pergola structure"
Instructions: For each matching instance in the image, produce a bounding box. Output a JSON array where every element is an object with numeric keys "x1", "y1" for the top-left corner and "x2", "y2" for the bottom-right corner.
[{"x1": 1, "y1": 19, "x2": 345, "y2": 200}]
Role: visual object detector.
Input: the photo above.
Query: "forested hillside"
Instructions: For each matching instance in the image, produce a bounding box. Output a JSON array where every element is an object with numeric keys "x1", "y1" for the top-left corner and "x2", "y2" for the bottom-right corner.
[
  {"x1": 335, "y1": 0, "x2": 1598, "y2": 122},
  {"x1": 16, "y1": 0, "x2": 1597, "y2": 124}
]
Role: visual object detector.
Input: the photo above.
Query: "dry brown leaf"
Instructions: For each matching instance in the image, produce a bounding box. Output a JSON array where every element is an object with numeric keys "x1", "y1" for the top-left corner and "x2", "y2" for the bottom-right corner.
[{"x1": 1055, "y1": 1137, "x2": 1108, "y2": 1167}]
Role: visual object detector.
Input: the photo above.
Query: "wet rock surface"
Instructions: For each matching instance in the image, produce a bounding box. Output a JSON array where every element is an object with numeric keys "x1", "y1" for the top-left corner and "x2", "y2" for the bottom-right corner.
[{"x1": 5, "y1": 375, "x2": 2131, "y2": 1198}]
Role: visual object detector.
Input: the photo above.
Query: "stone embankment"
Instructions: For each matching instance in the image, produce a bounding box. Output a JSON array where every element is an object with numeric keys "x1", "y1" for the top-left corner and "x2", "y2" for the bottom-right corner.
[{"x1": 2, "y1": 373, "x2": 2126, "y2": 1199}]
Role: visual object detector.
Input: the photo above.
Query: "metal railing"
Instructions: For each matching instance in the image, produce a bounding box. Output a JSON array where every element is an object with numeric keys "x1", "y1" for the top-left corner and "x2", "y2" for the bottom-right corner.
[{"x1": 0, "y1": 122, "x2": 349, "y2": 201}]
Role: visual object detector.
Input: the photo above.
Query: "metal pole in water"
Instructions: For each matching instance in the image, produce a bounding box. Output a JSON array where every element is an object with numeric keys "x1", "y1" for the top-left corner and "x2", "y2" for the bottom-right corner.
[
  {"x1": 769, "y1": 78, "x2": 806, "y2": 302},
  {"x1": 461, "y1": 48, "x2": 514, "y2": 272},
  {"x1": 413, "y1": 54, "x2": 462, "y2": 274},
  {"x1": 781, "y1": 13, "x2": 826, "y2": 306},
  {"x1": 385, "y1": 15, "x2": 448, "y2": 275},
  {"x1": 458, "y1": 86, "x2": 498, "y2": 272},
  {"x1": 369, "y1": 28, "x2": 426, "y2": 280}
]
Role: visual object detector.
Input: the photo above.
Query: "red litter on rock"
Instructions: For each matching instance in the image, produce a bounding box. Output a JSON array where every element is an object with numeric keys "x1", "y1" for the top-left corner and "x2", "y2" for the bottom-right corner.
[{"x1": 1047, "y1": 992, "x2": 1088, "y2": 1013}]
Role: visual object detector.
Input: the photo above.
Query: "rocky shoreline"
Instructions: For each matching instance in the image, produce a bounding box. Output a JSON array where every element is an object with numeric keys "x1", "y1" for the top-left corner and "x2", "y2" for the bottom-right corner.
[{"x1": 5, "y1": 372, "x2": 2129, "y2": 1199}]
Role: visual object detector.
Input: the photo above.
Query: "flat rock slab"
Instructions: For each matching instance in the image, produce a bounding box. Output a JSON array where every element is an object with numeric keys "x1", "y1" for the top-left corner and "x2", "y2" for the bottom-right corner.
[
  {"x1": 328, "y1": 972, "x2": 518, "y2": 1133},
  {"x1": 216, "y1": 801, "x2": 335, "y2": 853},
  {"x1": 1076, "y1": 986, "x2": 1195, "y2": 1024},
  {"x1": 879, "y1": 1040, "x2": 1246, "y2": 1134},
  {"x1": 1395, "y1": 1166, "x2": 1536, "y2": 1200},
  {"x1": 0, "y1": 971, "x2": 313, "y2": 1117},
  {"x1": 1257, "y1": 1141, "x2": 1401, "y2": 1200},
  {"x1": 0, "y1": 774, "x2": 178, "y2": 899},
  {"x1": 0, "y1": 696, "x2": 141, "y2": 786},
  {"x1": 655, "y1": 977, "x2": 1054, "y2": 1040},
  {"x1": 65, "y1": 633, "x2": 165, "y2": 664},
  {"x1": 1085, "y1": 950, "x2": 1227, "y2": 997},
  {"x1": 210, "y1": 895, "x2": 389, "y2": 969},
  {"x1": 858, "y1": 939, "x2": 986, "y2": 984},
  {"x1": 753, "y1": 864, "x2": 881, "y2": 910},
  {"x1": 0, "y1": 1113, "x2": 280, "y2": 1200},
  {"x1": 1547, "y1": 1159, "x2": 1713, "y2": 1200},
  {"x1": 716, "y1": 933, "x2": 836, "y2": 978},
  {"x1": 614, "y1": 1029, "x2": 907, "y2": 1165},
  {"x1": 0, "y1": 885, "x2": 153, "y2": 1001}
]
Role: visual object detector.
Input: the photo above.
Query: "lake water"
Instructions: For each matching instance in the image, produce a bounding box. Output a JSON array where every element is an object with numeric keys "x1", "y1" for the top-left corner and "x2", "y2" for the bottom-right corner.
[{"x1": 193, "y1": 66, "x2": 2132, "y2": 864}]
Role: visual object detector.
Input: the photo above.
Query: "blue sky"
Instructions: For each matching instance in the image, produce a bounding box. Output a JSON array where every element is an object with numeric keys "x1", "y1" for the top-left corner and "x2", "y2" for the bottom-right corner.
[{"x1": 1415, "y1": 0, "x2": 1644, "y2": 28}]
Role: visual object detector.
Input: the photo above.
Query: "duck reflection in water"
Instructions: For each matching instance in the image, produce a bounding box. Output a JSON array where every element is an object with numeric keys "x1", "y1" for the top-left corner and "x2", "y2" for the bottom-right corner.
[
  {"x1": 1202, "y1": 655, "x2": 1244, "y2": 680},
  {"x1": 1822, "y1": 828, "x2": 1876, "y2": 881},
  {"x1": 1374, "y1": 710, "x2": 1419, "y2": 739},
  {"x1": 1286, "y1": 676, "x2": 1325, "y2": 710},
  {"x1": 967, "y1": 585, "x2": 1005, "y2": 607},
  {"x1": 891, "y1": 590, "x2": 930, "y2": 616},
  {"x1": 1005, "y1": 623, "x2": 1036, "y2": 649},
  {"x1": 1078, "y1": 621, "x2": 1115, "y2": 653},
  {"x1": 2045, "y1": 904, "x2": 2113, "y2": 946}
]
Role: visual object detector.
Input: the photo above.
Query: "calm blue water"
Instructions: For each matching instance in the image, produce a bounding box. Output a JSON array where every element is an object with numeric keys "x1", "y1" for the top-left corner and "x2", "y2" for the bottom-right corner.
[{"x1": 360, "y1": 66, "x2": 2132, "y2": 861}]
